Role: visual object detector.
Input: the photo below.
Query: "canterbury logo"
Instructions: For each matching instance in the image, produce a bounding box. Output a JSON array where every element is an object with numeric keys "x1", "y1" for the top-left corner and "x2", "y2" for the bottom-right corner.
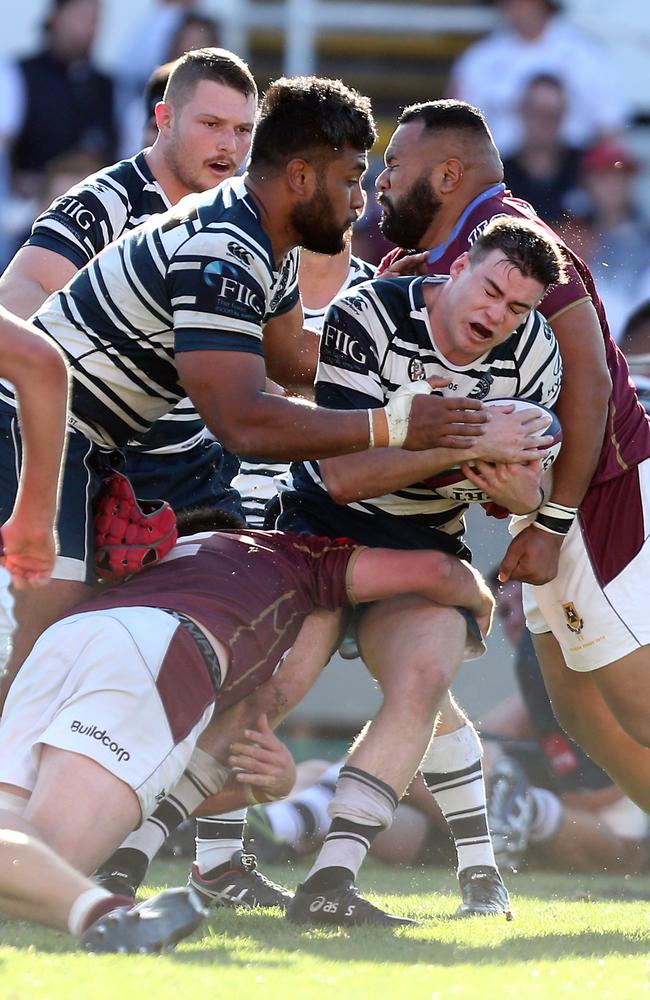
[{"x1": 227, "y1": 241, "x2": 253, "y2": 265}]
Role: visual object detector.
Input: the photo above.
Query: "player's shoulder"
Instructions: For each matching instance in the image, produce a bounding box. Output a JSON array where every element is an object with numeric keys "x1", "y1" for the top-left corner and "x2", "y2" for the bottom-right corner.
[
  {"x1": 175, "y1": 179, "x2": 277, "y2": 276},
  {"x1": 60, "y1": 151, "x2": 154, "y2": 205},
  {"x1": 348, "y1": 255, "x2": 377, "y2": 285},
  {"x1": 335, "y1": 272, "x2": 416, "y2": 311},
  {"x1": 499, "y1": 308, "x2": 556, "y2": 358}
]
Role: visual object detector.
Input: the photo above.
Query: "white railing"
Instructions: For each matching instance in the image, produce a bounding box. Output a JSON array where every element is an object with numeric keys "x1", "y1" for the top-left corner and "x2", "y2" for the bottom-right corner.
[{"x1": 205, "y1": 1, "x2": 495, "y2": 76}]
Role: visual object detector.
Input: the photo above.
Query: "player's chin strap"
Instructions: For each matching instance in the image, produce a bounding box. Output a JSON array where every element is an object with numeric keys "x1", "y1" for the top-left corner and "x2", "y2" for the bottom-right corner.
[{"x1": 368, "y1": 381, "x2": 434, "y2": 448}]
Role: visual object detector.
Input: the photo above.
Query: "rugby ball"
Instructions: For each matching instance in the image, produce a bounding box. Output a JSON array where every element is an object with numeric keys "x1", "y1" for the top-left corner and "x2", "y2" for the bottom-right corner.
[{"x1": 423, "y1": 398, "x2": 562, "y2": 503}]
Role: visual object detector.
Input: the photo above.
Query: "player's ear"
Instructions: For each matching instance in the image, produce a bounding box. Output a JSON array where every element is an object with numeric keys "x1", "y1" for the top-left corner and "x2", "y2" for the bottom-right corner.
[
  {"x1": 286, "y1": 157, "x2": 317, "y2": 198},
  {"x1": 438, "y1": 157, "x2": 464, "y2": 194},
  {"x1": 449, "y1": 251, "x2": 470, "y2": 279},
  {"x1": 155, "y1": 100, "x2": 173, "y2": 134}
]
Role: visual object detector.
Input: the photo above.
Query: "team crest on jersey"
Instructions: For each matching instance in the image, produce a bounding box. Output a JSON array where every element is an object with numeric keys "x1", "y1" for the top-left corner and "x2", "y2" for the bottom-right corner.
[
  {"x1": 562, "y1": 602, "x2": 584, "y2": 635},
  {"x1": 227, "y1": 241, "x2": 253, "y2": 266},
  {"x1": 408, "y1": 358, "x2": 426, "y2": 381},
  {"x1": 468, "y1": 374, "x2": 494, "y2": 398}
]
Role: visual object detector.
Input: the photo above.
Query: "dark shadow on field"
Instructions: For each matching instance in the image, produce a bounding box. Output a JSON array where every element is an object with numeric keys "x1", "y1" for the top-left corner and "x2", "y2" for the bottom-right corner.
[{"x1": 165, "y1": 910, "x2": 650, "y2": 968}]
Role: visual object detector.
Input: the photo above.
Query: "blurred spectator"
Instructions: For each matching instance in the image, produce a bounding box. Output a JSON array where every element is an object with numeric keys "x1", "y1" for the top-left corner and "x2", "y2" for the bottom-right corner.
[
  {"x1": 167, "y1": 13, "x2": 220, "y2": 62},
  {"x1": 619, "y1": 301, "x2": 650, "y2": 413},
  {"x1": 562, "y1": 140, "x2": 650, "y2": 342},
  {"x1": 115, "y1": 0, "x2": 200, "y2": 97},
  {"x1": 449, "y1": 0, "x2": 629, "y2": 157},
  {"x1": 10, "y1": 0, "x2": 116, "y2": 194},
  {"x1": 141, "y1": 61, "x2": 176, "y2": 148},
  {"x1": 502, "y1": 73, "x2": 581, "y2": 225},
  {"x1": 6, "y1": 149, "x2": 105, "y2": 262}
]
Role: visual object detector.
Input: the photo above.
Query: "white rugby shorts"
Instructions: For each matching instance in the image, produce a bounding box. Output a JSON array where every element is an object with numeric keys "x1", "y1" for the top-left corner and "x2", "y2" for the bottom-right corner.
[
  {"x1": 511, "y1": 457, "x2": 650, "y2": 672},
  {"x1": 0, "y1": 607, "x2": 216, "y2": 817}
]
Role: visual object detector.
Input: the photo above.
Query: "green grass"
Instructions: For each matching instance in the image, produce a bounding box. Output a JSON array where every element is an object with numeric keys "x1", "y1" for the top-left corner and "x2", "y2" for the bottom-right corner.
[{"x1": 2, "y1": 860, "x2": 650, "y2": 999}]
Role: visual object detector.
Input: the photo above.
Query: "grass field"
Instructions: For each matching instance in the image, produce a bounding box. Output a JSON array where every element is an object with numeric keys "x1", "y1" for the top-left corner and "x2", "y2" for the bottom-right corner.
[{"x1": 2, "y1": 859, "x2": 650, "y2": 1000}]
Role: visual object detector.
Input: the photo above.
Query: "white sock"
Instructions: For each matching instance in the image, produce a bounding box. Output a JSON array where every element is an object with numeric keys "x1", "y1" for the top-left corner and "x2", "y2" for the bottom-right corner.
[
  {"x1": 528, "y1": 787, "x2": 564, "y2": 843},
  {"x1": 266, "y1": 762, "x2": 341, "y2": 846},
  {"x1": 121, "y1": 749, "x2": 228, "y2": 863},
  {"x1": 195, "y1": 809, "x2": 247, "y2": 875},
  {"x1": 422, "y1": 724, "x2": 497, "y2": 873}
]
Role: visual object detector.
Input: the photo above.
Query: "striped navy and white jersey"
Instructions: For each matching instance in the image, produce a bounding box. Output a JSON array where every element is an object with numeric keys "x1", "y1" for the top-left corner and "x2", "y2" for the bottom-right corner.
[
  {"x1": 286, "y1": 273, "x2": 562, "y2": 540},
  {"x1": 26, "y1": 150, "x2": 171, "y2": 269},
  {"x1": 302, "y1": 254, "x2": 376, "y2": 330},
  {"x1": 7, "y1": 177, "x2": 299, "y2": 451},
  {"x1": 24, "y1": 150, "x2": 206, "y2": 452},
  {"x1": 235, "y1": 254, "x2": 376, "y2": 526}
]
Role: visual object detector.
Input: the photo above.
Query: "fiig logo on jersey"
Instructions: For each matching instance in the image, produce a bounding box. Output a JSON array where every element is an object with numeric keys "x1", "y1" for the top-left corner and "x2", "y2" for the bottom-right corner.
[
  {"x1": 408, "y1": 358, "x2": 426, "y2": 381},
  {"x1": 203, "y1": 260, "x2": 263, "y2": 317}
]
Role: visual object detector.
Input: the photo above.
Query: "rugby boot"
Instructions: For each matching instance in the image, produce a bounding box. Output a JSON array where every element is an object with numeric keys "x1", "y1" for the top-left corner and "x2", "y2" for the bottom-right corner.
[
  {"x1": 455, "y1": 865, "x2": 513, "y2": 919},
  {"x1": 81, "y1": 887, "x2": 207, "y2": 953},
  {"x1": 188, "y1": 849, "x2": 293, "y2": 910}
]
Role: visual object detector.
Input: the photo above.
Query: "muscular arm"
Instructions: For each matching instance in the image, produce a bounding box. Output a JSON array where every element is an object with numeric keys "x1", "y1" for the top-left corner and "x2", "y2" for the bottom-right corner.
[
  {"x1": 0, "y1": 307, "x2": 69, "y2": 584},
  {"x1": 547, "y1": 300, "x2": 611, "y2": 507},
  {"x1": 0, "y1": 247, "x2": 77, "y2": 319},
  {"x1": 349, "y1": 547, "x2": 494, "y2": 635},
  {"x1": 176, "y1": 350, "x2": 487, "y2": 459},
  {"x1": 320, "y1": 407, "x2": 551, "y2": 505},
  {"x1": 499, "y1": 300, "x2": 612, "y2": 585},
  {"x1": 263, "y1": 302, "x2": 319, "y2": 387},
  {"x1": 193, "y1": 610, "x2": 343, "y2": 814}
]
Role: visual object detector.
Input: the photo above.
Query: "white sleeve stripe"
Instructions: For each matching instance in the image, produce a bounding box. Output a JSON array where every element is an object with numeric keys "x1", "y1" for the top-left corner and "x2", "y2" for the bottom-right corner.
[
  {"x1": 317, "y1": 362, "x2": 383, "y2": 399},
  {"x1": 174, "y1": 313, "x2": 262, "y2": 338},
  {"x1": 168, "y1": 260, "x2": 202, "y2": 271}
]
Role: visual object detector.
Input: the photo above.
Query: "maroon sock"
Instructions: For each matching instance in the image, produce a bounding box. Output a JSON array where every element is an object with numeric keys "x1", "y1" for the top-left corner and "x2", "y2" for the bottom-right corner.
[{"x1": 81, "y1": 894, "x2": 134, "y2": 934}]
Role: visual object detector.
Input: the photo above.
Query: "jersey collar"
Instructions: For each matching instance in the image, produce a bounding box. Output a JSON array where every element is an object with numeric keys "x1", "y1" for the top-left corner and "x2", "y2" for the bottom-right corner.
[{"x1": 426, "y1": 183, "x2": 506, "y2": 266}]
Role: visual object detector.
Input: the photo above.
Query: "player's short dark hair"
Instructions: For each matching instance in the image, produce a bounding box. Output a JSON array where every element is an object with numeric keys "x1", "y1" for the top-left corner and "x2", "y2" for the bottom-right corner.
[
  {"x1": 249, "y1": 76, "x2": 376, "y2": 171},
  {"x1": 398, "y1": 99, "x2": 492, "y2": 138},
  {"x1": 163, "y1": 47, "x2": 257, "y2": 108},
  {"x1": 144, "y1": 61, "x2": 175, "y2": 121},
  {"x1": 469, "y1": 217, "x2": 567, "y2": 289},
  {"x1": 176, "y1": 506, "x2": 247, "y2": 537}
]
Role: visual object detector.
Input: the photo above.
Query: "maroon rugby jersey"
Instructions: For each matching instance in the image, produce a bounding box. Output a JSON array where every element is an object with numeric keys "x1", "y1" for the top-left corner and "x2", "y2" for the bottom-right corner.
[
  {"x1": 72, "y1": 529, "x2": 359, "y2": 712},
  {"x1": 380, "y1": 183, "x2": 650, "y2": 486}
]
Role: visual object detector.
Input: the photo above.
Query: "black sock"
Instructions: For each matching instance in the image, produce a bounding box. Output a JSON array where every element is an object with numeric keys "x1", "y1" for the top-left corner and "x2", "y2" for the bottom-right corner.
[
  {"x1": 94, "y1": 847, "x2": 149, "y2": 890},
  {"x1": 302, "y1": 866, "x2": 355, "y2": 892}
]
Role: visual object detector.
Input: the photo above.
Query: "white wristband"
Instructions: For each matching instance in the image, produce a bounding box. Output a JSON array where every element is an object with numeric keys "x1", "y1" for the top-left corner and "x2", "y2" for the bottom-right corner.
[
  {"x1": 534, "y1": 501, "x2": 578, "y2": 536},
  {"x1": 383, "y1": 381, "x2": 434, "y2": 447}
]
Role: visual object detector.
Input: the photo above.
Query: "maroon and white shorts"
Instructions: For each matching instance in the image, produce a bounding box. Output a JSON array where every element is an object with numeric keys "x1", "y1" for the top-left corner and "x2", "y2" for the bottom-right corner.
[
  {"x1": 512, "y1": 458, "x2": 650, "y2": 672},
  {"x1": 0, "y1": 607, "x2": 217, "y2": 817}
]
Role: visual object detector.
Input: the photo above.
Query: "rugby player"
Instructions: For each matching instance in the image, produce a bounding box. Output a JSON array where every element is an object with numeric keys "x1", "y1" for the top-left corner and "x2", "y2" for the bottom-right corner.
[
  {"x1": 376, "y1": 100, "x2": 650, "y2": 819},
  {"x1": 0, "y1": 48, "x2": 298, "y2": 909},
  {"x1": 0, "y1": 512, "x2": 495, "y2": 932},
  {"x1": 0, "y1": 48, "x2": 257, "y2": 675},
  {"x1": 0, "y1": 76, "x2": 509, "y2": 699},
  {"x1": 274, "y1": 216, "x2": 565, "y2": 925}
]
